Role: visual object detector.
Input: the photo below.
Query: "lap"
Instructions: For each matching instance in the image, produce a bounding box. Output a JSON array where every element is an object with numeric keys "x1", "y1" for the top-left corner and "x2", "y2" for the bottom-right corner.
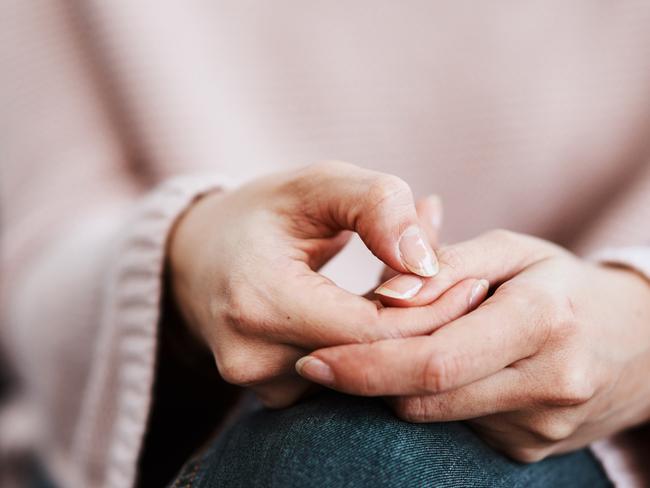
[{"x1": 170, "y1": 391, "x2": 611, "y2": 488}]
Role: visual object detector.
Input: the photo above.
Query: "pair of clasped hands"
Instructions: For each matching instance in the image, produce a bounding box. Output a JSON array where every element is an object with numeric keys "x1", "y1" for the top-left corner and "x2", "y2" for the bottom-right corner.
[{"x1": 170, "y1": 162, "x2": 650, "y2": 463}]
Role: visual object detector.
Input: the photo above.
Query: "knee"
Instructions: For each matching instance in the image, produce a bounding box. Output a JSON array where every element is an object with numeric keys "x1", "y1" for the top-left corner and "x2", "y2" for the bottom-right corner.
[
  {"x1": 189, "y1": 392, "x2": 489, "y2": 487},
  {"x1": 177, "y1": 391, "x2": 610, "y2": 488}
]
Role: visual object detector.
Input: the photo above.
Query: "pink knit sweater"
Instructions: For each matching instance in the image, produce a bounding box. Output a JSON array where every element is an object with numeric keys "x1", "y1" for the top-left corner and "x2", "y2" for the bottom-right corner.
[{"x1": 2, "y1": 2, "x2": 650, "y2": 487}]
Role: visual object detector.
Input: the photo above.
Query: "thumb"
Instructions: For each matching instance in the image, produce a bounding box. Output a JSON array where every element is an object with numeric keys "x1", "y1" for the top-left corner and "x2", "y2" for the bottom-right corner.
[
  {"x1": 378, "y1": 194, "x2": 443, "y2": 283},
  {"x1": 301, "y1": 161, "x2": 439, "y2": 277}
]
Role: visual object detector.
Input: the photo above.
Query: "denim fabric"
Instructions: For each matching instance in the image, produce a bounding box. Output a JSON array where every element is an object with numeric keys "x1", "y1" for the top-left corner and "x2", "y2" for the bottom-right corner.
[{"x1": 169, "y1": 391, "x2": 611, "y2": 488}]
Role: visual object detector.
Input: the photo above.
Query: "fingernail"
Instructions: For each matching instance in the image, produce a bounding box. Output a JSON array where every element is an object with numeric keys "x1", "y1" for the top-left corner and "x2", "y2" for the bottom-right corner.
[
  {"x1": 295, "y1": 356, "x2": 335, "y2": 385},
  {"x1": 398, "y1": 225, "x2": 439, "y2": 277},
  {"x1": 374, "y1": 274, "x2": 424, "y2": 300},
  {"x1": 468, "y1": 279, "x2": 489, "y2": 310}
]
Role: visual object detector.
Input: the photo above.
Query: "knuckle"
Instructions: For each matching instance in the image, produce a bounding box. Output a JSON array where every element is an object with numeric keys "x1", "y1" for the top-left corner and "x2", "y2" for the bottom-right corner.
[
  {"x1": 506, "y1": 447, "x2": 549, "y2": 464},
  {"x1": 483, "y1": 228, "x2": 554, "y2": 262},
  {"x1": 400, "y1": 395, "x2": 455, "y2": 422},
  {"x1": 357, "y1": 365, "x2": 378, "y2": 396},
  {"x1": 508, "y1": 284, "x2": 558, "y2": 344},
  {"x1": 528, "y1": 417, "x2": 576, "y2": 443},
  {"x1": 548, "y1": 295, "x2": 582, "y2": 339},
  {"x1": 289, "y1": 160, "x2": 357, "y2": 201},
  {"x1": 224, "y1": 284, "x2": 267, "y2": 334},
  {"x1": 217, "y1": 353, "x2": 269, "y2": 386},
  {"x1": 366, "y1": 175, "x2": 412, "y2": 212},
  {"x1": 497, "y1": 280, "x2": 537, "y2": 315},
  {"x1": 224, "y1": 284, "x2": 247, "y2": 326},
  {"x1": 393, "y1": 396, "x2": 427, "y2": 423},
  {"x1": 421, "y1": 354, "x2": 457, "y2": 393},
  {"x1": 545, "y1": 366, "x2": 595, "y2": 406}
]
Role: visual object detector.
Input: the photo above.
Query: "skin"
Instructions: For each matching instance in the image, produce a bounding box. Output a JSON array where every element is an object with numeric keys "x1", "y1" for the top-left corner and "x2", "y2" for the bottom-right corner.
[
  {"x1": 297, "y1": 229, "x2": 650, "y2": 462},
  {"x1": 169, "y1": 161, "x2": 486, "y2": 408},
  {"x1": 171, "y1": 160, "x2": 650, "y2": 463}
]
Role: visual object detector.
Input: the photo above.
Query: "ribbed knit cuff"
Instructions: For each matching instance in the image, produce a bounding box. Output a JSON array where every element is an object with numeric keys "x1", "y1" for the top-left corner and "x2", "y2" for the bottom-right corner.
[{"x1": 76, "y1": 173, "x2": 231, "y2": 488}]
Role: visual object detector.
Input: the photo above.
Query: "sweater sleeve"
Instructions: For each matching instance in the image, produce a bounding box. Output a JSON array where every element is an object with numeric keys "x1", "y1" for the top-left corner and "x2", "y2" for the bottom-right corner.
[
  {"x1": 574, "y1": 159, "x2": 650, "y2": 281},
  {"x1": 0, "y1": 4, "x2": 233, "y2": 487},
  {"x1": 69, "y1": 175, "x2": 232, "y2": 488},
  {"x1": 3, "y1": 173, "x2": 230, "y2": 488}
]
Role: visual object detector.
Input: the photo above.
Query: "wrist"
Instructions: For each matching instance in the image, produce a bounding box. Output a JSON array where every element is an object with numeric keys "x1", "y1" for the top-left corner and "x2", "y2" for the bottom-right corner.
[
  {"x1": 167, "y1": 189, "x2": 227, "y2": 336},
  {"x1": 595, "y1": 262, "x2": 650, "y2": 426},
  {"x1": 168, "y1": 188, "x2": 225, "y2": 282}
]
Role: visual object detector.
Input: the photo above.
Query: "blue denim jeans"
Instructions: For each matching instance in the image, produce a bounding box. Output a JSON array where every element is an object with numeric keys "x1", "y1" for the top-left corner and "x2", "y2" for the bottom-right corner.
[{"x1": 169, "y1": 391, "x2": 611, "y2": 487}]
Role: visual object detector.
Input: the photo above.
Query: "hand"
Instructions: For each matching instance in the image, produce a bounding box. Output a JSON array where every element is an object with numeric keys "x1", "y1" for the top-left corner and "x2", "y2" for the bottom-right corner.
[
  {"x1": 296, "y1": 230, "x2": 650, "y2": 462},
  {"x1": 169, "y1": 161, "x2": 484, "y2": 408}
]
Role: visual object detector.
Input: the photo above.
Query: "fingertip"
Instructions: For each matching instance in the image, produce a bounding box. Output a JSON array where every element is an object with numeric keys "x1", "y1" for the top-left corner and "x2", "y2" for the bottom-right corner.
[
  {"x1": 295, "y1": 356, "x2": 335, "y2": 386},
  {"x1": 398, "y1": 225, "x2": 439, "y2": 277},
  {"x1": 374, "y1": 274, "x2": 424, "y2": 301},
  {"x1": 468, "y1": 279, "x2": 490, "y2": 311}
]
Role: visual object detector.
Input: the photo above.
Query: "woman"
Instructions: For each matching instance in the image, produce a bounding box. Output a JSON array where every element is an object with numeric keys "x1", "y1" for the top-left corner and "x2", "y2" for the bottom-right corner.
[{"x1": 2, "y1": 2, "x2": 650, "y2": 487}]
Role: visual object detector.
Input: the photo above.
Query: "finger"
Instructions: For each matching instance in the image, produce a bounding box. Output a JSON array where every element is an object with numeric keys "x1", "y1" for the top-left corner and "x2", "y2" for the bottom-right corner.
[
  {"x1": 298, "y1": 161, "x2": 438, "y2": 277},
  {"x1": 375, "y1": 278, "x2": 488, "y2": 329},
  {"x1": 388, "y1": 367, "x2": 527, "y2": 422},
  {"x1": 214, "y1": 337, "x2": 306, "y2": 387},
  {"x1": 271, "y1": 268, "x2": 488, "y2": 348},
  {"x1": 468, "y1": 417, "x2": 550, "y2": 461},
  {"x1": 468, "y1": 415, "x2": 568, "y2": 462},
  {"x1": 479, "y1": 407, "x2": 582, "y2": 447},
  {"x1": 374, "y1": 272, "x2": 488, "y2": 307},
  {"x1": 416, "y1": 194, "x2": 443, "y2": 247},
  {"x1": 376, "y1": 195, "x2": 442, "y2": 284},
  {"x1": 296, "y1": 290, "x2": 547, "y2": 396},
  {"x1": 252, "y1": 375, "x2": 312, "y2": 409},
  {"x1": 375, "y1": 230, "x2": 561, "y2": 306}
]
